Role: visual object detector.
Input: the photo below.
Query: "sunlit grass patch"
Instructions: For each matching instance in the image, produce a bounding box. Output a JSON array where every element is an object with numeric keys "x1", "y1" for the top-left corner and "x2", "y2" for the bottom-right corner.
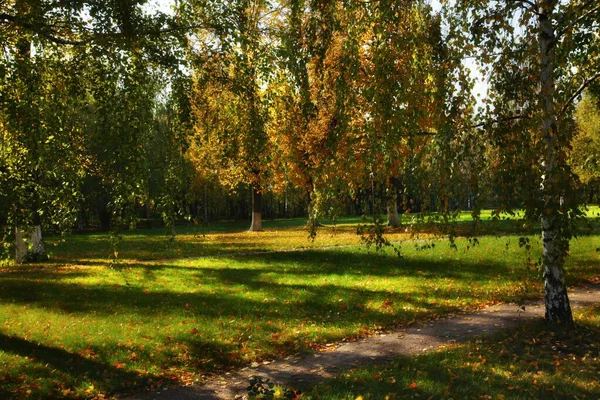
[
  {"x1": 39, "y1": 204, "x2": 599, "y2": 264},
  {"x1": 44, "y1": 223, "x2": 435, "y2": 263},
  {"x1": 305, "y1": 305, "x2": 600, "y2": 400}
]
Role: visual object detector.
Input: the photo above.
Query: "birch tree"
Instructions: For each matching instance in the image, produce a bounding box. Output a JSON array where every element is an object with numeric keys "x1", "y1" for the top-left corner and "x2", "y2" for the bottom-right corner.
[
  {"x1": 352, "y1": 1, "x2": 450, "y2": 227},
  {"x1": 1, "y1": 0, "x2": 182, "y2": 261},
  {"x1": 184, "y1": 0, "x2": 277, "y2": 231},
  {"x1": 449, "y1": 0, "x2": 600, "y2": 323}
]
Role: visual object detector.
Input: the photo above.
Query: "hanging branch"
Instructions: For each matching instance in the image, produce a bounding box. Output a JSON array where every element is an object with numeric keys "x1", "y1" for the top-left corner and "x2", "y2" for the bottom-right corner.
[
  {"x1": 555, "y1": 0, "x2": 600, "y2": 41},
  {"x1": 1, "y1": 11, "x2": 216, "y2": 47},
  {"x1": 559, "y1": 71, "x2": 600, "y2": 116},
  {"x1": 469, "y1": 114, "x2": 531, "y2": 129},
  {"x1": 505, "y1": 0, "x2": 541, "y2": 15}
]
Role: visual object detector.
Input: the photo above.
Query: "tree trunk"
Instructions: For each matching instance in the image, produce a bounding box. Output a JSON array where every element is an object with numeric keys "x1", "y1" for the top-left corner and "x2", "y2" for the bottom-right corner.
[
  {"x1": 305, "y1": 192, "x2": 323, "y2": 230},
  {"x1": 13, "y1": 20, "x2": 45, "y2": 264},
  {"x1": 249, "y1": 187, "x2": 262, "y2": 231},
  {"x1": 204, "y1": 185, "x2": 209, "y2": 222},
  {"x1": 386, "y1": 181, "x2": 400, "y2": 227},
  {"x1": 145, "y1": 204, "x2": 152, "y2": 229},
  {"x1": 538, "y1": 1, "x2": 573, "y2": 324},
  {"x1": 387, "y1": 202, "x2": 400, "y2": 227},
  {"x1": 14, "y1": 225, "x2": 45, "y2": 264},
  {"x1": 14, "y1": 227, "x2": 28, "y2": 264},
  {"x1": 306, "y1": 202, "x2": 317, "y2": 229}
]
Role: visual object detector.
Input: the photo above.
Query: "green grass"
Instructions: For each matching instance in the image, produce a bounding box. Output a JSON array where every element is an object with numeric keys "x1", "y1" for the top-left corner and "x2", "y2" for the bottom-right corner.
[
  {"x1": 37, "y1": 205, "x2": 600, "y2": 263},
  {"x1": 305, "y1": 305, "x2": 600, "y2": 399},
  {"x1": 0, "y1": 209, "x2": 598, "y2": 398}
]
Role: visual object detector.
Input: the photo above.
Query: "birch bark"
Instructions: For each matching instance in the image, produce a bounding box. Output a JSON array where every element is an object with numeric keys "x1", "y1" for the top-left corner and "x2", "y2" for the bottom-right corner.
[{"x1": 538, "y1": 0, "x2": 573, "y2": 324}]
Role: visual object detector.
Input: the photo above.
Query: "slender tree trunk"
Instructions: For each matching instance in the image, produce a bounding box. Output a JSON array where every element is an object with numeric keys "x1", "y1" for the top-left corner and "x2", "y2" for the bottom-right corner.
[
  {"x1": 249, "y1": 187, "x2": 262, "y2": 231},
  {"x1": 538, "y1": 1, "x2": 573, "y2": 324},
  {"x1": 14, "y1": 20, "x2": 46, "y2": 263},
  {"x1": 305, "y1": 190, "x2": 323, "y2": 230},
  {"x1": 306, "y1": 202, "x2": 316, "y2": 228},
  {"x1": 145, "y1": 204, "x2": 152, "y2": 229},
  {"x1": 387, "y1": 198, "x2": 400, "y2": 227},
  {"x1": 31, "y1": 226, "x2": 44, "y2": 255},
  {"x1": 204, "y1": 185, "x2": 208, "y2": 222},
  {"x1": 14, "y1": 227, "x2": 28, "y2": 264},
  {"x1": 386, "y1": 179, "x2": 400, "y2": 227}
]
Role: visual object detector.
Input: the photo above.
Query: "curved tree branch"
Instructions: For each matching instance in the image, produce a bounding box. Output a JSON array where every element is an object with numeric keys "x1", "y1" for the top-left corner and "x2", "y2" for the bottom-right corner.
[
  {"x1": 555, "y1": 0, "x2": 600, "y2": 40},
  {"x1": 1, "y1": 11, "x2": 213, "y2": 46},
  {"x1": 559, "y1": 71, "x2": 600, "y2": 116},
  {"x1": 506, "y1": 0, "x2": 541, "y2": 15},
  {"x1": 470, "y1": 114, "x2": 531, "y2": 129}
]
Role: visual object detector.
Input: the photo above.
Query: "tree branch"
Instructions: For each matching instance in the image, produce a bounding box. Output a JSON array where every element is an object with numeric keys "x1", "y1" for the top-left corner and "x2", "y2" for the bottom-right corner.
[
  {"x1": 559, "y1": 71, "x2": 600, "y2": 116},
  {"x1": 140, "y1": 23, "x2": 215, "y2": 36},
  {"x1": 401, "y1": 131, "x2": 437, "y2": 137},
  {"x1": 470, "y1": 114, "x2": 531, "y2": 129},
  {"x1": 0, "y1": 12, "x2": 92, "y2": 45},
  {"x1": 39, "y1": 31, "x2": 91, "y2": 45},
  {"x1": 555, "y1": 0, "x2": 600, "y2": 40},
  {"x1": 1, "y1": 11, "x2": 214, "y2": 46},
  {"x1": 506, "y1": 0, "x2": 540, "y2": 14},
  {"x1": 395, "y1": 116, "x2": 533, "y2": 138}
]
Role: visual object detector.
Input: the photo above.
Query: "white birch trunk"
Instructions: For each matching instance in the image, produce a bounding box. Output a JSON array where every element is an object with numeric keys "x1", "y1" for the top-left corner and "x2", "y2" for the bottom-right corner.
[
  {"x1": 538, "y1": 0, "x2": 573, "y2": 324},
  {"x1": 386, "y1": 195, "x2": 400, "y2": 228},
  {"x1": 15, "y1": 227, "x2": 28, "y2": 264},
  {"x1": 15, "y1": 225, "x2": 45, "y2": 264},
  {"x1": 249, "y1": 188, "x2": 263, "y2": 232},
  {"x1": 30, "y1": 225, "x2": 44, "y2": 255}
]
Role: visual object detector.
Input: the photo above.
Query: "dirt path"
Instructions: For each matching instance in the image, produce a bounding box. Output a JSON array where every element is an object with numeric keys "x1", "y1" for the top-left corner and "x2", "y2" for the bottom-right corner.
[{"x1": 125, "y1": 284, "x2": 600, "y2": 400}]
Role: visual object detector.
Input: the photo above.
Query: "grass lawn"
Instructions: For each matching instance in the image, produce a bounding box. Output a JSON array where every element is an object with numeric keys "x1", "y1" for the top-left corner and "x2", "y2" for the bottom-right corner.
[
  {"x1": 305, "y1": 304, "x2": 600, "y2": 399},
  {"x1": 0, "y1": 209, "x2": 598, "y2": 398}
]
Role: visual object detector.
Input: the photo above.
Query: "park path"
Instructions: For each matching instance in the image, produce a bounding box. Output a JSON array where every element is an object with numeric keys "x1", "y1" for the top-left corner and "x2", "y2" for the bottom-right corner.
[{"x1": 125, "y1": 284, "x2": 600, "y2": 400}]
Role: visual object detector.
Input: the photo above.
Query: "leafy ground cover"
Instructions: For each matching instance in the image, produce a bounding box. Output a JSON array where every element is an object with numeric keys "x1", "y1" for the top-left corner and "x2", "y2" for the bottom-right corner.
[
  {"x1": 305, "y1": 305, "x2": 600, "y2": 399},
  {"x1": 0, "y1": 210, "x2": 598, "y2": 398}
]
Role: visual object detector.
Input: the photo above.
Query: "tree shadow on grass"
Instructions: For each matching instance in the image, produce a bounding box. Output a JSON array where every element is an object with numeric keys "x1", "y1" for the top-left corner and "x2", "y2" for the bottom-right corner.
[
  {"x1": 0, "y1": 252, "x2": 526, "y2": 386},
  {"x1": 0, "y1": 247, "x2": 593, "y2": 398},
  {"x1": 0, "y1": 243, "x2": 522, "y2": 309},
  {"x1": 0, "y1": 332, "x2": 152, "y2": 398},
  {"x1": 60, "y1": 244, "x2": 527, "y2": 278},
  {"x1": 0, "y1": 247, "x2": 535, "y2": 324},
  {"x1": 0, "y1": 273, "x2": 464, "y2": 319},
  {"x1": 42, "y1": 218, "x2": 599, "y2": 265}
]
